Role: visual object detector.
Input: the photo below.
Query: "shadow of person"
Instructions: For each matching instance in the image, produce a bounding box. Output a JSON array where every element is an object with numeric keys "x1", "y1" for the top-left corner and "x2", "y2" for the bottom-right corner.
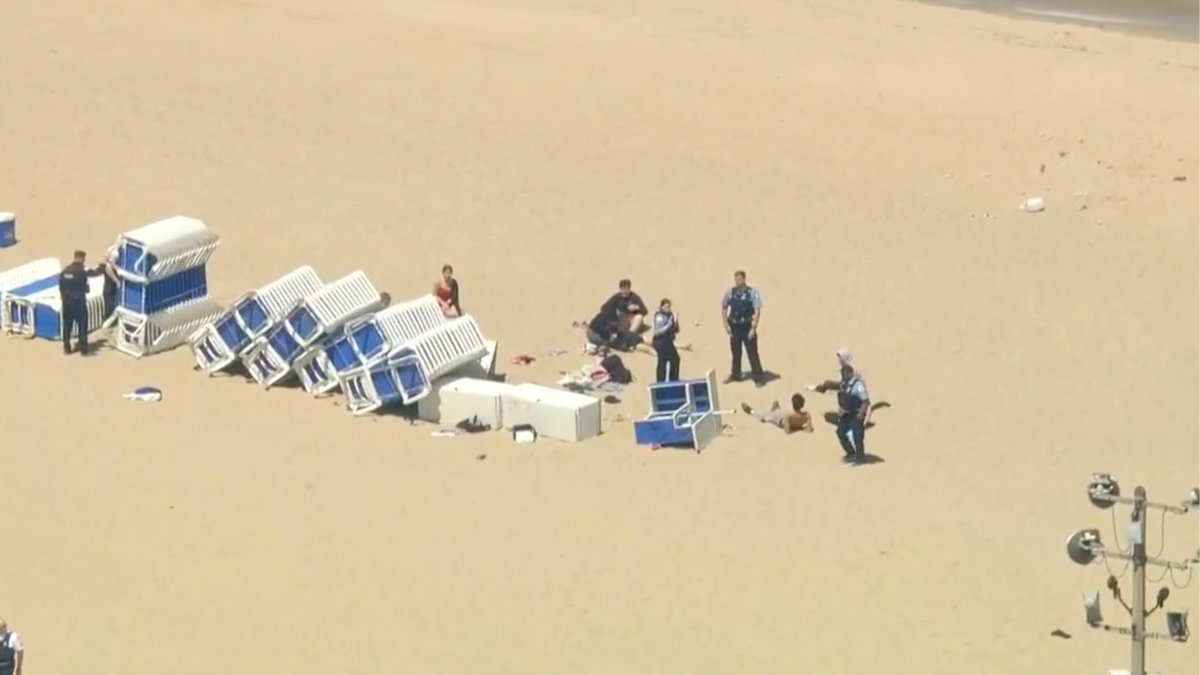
[
  {"x1": 822, "y1": 401, "x2": 891, "y2": 429},
  {"x1": 849, "y1": 454, "x2": 886, "y2": 466}
]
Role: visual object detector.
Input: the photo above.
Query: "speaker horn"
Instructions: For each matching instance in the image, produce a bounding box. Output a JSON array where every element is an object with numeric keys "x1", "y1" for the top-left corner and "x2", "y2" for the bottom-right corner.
[
  {"x1": 1082, "y1": 590, "x2": 1104, "y2": 626},
  {"x1": 1066, "y1": 528, "x2": 1103, "y2": 566},
  {"x1": 1087, "y1": 473, "x2": 1120, "y2": 509}
]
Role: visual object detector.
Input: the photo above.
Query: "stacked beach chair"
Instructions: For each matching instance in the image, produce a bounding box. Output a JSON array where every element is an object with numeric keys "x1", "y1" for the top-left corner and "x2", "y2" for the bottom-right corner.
[
  {"x1": 239, "y1": 271, "x2": 387, "y2": 389},
  {"x1": 110, "y1": 216, "x2": 225, "y2": 358},
  {"x1": 187, "y1": 265, "x2": 325, "y2": 375},
  {"x1": 339, "y1": 314, "x2": 490, "y2": 415},
  {"x1": 293, "y1": 294, "x2": 447, "y2": 395}
]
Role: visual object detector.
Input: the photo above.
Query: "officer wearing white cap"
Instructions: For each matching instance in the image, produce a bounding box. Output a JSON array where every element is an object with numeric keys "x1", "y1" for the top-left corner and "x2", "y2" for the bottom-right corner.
[
  {"x1": 0, "y1": 618, "x2": 24, "y2": 675},
  {"x1": 810, "y1": 347, "x2": 871, "y2": 463}
]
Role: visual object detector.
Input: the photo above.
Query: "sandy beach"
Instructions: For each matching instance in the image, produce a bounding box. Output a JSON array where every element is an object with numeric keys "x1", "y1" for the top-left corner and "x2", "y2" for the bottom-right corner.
[{"x1": 0, "y1": 0, "x2": 1197, "y2": 673}]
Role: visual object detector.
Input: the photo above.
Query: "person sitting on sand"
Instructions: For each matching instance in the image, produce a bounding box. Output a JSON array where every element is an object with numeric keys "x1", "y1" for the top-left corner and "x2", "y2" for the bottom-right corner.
[
  {"x1": 433, "y1": 264, "x2": 461, "y2": 317},
  {"x1": 601, "y1": 278, "x2": 649, "y2": 333},
  {"x1": 584, "y1": 307, "x2": 622, "y2": 355},
  {"x1": 585, "y1": 306, "x2": 654, "y2": 356},
  {"x1": 741, "y1": 393, "x2": 814, "y2": 434}
]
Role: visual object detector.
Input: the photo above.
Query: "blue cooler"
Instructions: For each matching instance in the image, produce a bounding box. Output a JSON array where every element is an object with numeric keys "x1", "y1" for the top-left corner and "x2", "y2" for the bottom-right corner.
[{"x1": 0, "y1": 213, "x2": 15, "y2": 248}]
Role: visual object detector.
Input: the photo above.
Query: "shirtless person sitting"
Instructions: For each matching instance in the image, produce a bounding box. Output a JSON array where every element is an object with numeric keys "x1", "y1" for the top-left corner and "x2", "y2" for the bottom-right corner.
[{"x1": 741, "y1": 393, "x2": 814, "y2": 434}]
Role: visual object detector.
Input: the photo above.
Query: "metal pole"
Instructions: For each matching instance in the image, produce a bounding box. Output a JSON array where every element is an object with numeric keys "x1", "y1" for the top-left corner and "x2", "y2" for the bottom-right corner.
[{"x1": 1131, "y1": 486, "x2": 1148, "y2": 675}]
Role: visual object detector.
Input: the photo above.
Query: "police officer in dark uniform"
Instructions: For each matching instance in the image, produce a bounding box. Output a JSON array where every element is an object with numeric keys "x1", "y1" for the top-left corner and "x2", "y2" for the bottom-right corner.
[
  {"x1": 651, "y1": 298, "x2": 681, "y2": 382},
  {"x1": 59, "y1": 250, "x2": 104, "y2": 355},
  {"x1": 721, "y1": 270, "x2": 764, "y2": 386}
]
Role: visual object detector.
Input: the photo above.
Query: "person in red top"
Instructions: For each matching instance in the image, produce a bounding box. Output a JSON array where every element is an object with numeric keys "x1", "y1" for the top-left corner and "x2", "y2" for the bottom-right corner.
[{"x1": 433, "y1": 264, "x2": 461, "y2": 317}]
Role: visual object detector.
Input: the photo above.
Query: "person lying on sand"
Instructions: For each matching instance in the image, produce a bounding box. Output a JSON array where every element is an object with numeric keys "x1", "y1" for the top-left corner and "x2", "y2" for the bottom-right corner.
[{"x1": 741, "y1": 393, "x2": 814, "y2": 434}]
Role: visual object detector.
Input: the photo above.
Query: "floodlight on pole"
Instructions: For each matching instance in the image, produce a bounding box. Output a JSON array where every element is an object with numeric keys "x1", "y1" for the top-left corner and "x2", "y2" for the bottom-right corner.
[{"x1": 1066, "y1": 475, "x2": 1197, "y2": 675}]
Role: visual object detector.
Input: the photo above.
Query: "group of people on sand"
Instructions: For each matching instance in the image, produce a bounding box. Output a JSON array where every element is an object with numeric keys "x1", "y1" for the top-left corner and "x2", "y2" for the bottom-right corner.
[
  {"x1": 573, "y1": 275, "x2": 875, "y2": 465},
  {"x1": 435, "y1": 266, "x2": 876, "y2": 464},
  {"x1": 740, "y1": 347, "x2": 876, "y2": 464},
  {"x1": 581, "y1": 279, "x2": 693, "y2": 382}
]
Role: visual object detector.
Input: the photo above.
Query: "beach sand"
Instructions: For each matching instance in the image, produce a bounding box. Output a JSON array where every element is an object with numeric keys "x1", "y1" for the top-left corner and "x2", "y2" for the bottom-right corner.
[{"x1": 0, "y1": 0, "x2": 1196, "y2": 673}]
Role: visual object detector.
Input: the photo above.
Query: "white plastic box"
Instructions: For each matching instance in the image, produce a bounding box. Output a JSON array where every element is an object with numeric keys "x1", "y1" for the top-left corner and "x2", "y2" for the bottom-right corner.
[
  {"x1": 416, "y1": 376, "x2": 516, "y2": 429},
  {"x1": 501, "y1": 383, "x2": 602, "y2": 443}
]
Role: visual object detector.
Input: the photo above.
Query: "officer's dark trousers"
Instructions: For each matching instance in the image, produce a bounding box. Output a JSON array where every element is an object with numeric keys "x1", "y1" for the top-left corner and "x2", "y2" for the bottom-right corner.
[
  {"x1": 654, "y1": 340, "x2": 680, "y2": 382},
  {"x1": 836, "y1": 413, "x2": 866, "y2": 460},
  {"x1": 729, "y1": 323, "x2": 763, "y2": 379},
  {"x1": 63, "y1": 300, "x2": 89, "y2": 352}
]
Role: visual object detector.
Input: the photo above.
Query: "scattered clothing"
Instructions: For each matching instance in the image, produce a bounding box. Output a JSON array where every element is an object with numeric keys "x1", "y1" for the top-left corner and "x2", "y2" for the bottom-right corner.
[
  {"x1": 558, "y1": 357, "x2": 628, "y2": 393},
  {"x1": 123, "y1": 386, "x2": 163, "y2": 402}
]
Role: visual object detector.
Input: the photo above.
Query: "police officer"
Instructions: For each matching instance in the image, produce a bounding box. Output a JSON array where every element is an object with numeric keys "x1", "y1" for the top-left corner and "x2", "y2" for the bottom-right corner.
[
  {"x1": 0, "y1": 618, "x2": 24, "y2": 675},
  {"x1": 651, "y1": 298, "x2": 681, "y2": 382},
  {"x1": 59, "y1": 250, "x2": 103, "y2": 355},
  {"x1": 721, "y1": 270, "x2": 764, "y2": 386},
  {"x1": 811, "y1": 347, "x2": 871, "y2": 464}
]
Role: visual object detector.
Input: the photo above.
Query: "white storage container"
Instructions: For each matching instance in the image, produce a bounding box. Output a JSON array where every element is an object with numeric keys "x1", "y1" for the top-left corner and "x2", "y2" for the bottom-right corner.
[
  {"x1": 416, "y1": 376, "x2": 516, "y2": 428},
  {"x1": 501, "y1": 383, "x2": 602, "y2": 443}
]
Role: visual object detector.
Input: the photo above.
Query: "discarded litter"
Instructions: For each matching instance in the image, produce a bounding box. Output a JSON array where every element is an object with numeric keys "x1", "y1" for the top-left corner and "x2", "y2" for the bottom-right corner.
[
  {"x1": 511, "y1": 354, "x2": 535, "y2": 365},
  {"x1": 123, "y1": 386, "x2": 163, "y2": 402},
  {"x1": 547, "y1": 348, "x2": 568, "y2": 357},
  {"x1": 1022, "y1": 197, "x2": 1045, "y2": 213},
  {"x1": 431, "y1": 429, "x2": 461, "y2": 438},
  {"x1": 511, "y1": 424, "x2": 537, "y2": 443}
]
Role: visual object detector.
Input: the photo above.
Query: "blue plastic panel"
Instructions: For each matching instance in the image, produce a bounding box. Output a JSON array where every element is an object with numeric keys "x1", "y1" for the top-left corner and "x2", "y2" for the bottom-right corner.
[
  {"x1": 634, "y1": 415, "x2": 694, "y2": 447},
  {"x1": 648, "y1": 381, "x2": 689, "y2": 414},
  {"x1": 325, "y1": 337, "x2": 361, "y2": 373},
  {"x1": 215, "y1": 314, "x2": 249, "y2": 351},
  {"x1": 8, "y1": 274, "x2": 60, "y2": 298},
  {"x1": 119, "y1": 266, "x2": 208, "y2": 314},
  {"x1": 351, "y1": 322, "x2": 386, "y2": 362},
  {"x1": 266, "y1": 324, "x2": 303, "y2": 363},
  {"x1": 33, "y1": 303, "x2": 62, "y2": 339},
  {"x1": 117, "y1": 241, "x2": 148, "y2": 275},
  {"x1": 301, "y1": 359, "x2": 327, "y2": 388},
  {"x1": 372, "y1": 367, "x2": 400, "y2": 402},
  {"x1": 688, "y1": 381, "x2": 713, "y2": 413},
  {"x1": 236, "y1": 297, "x2": 271, "y2": 334},
  {"x1": 288, "y1": 305, "x2": 320, "y2": 342}
]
